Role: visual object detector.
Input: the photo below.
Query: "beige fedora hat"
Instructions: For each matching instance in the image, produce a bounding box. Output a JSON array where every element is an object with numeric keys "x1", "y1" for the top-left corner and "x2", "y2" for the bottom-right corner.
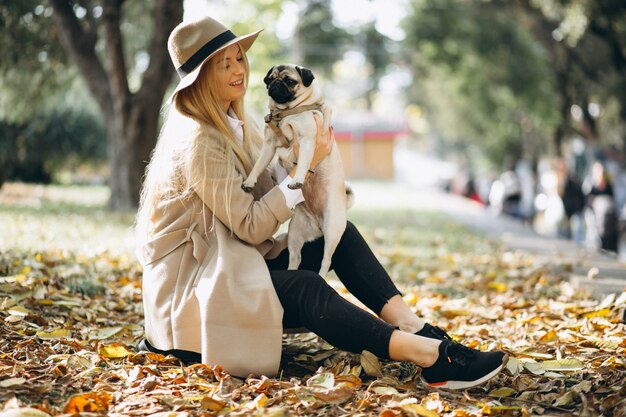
[{"x1": 167, "y1": 16, "x2": 262, "y2": 100}]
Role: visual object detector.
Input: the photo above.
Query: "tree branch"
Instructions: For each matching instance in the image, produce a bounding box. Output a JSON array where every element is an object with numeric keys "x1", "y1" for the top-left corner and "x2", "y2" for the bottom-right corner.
[
  {"x1": 137, "y1": 0, "x2": 183, "y2": 105},
  {"x1": 48, "y1": 0, "x2": 111, "y2": 114}
]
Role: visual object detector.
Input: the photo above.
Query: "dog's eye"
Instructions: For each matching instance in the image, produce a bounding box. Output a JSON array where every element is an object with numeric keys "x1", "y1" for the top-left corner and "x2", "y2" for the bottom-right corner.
[{"x1": 284, "y1": 78, "x2": 297, "y2": 87}]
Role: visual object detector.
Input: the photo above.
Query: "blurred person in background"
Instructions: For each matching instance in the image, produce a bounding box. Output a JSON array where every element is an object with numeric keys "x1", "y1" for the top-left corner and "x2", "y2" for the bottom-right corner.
[{"x1": 584, "y1": 161, "x2": 619, "y2": 252}]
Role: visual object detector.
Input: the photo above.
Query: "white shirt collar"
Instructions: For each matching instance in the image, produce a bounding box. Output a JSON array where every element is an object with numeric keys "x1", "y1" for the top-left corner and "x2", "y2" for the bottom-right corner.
[{"x1": 226, "y1": 107, "x2": 244, "y2": 142}]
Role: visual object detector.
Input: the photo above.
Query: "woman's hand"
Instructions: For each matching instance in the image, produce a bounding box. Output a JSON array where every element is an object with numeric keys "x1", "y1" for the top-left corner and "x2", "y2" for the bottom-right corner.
[{"x1": 293, "y1": 114, "x2": 334, "y2": 171}]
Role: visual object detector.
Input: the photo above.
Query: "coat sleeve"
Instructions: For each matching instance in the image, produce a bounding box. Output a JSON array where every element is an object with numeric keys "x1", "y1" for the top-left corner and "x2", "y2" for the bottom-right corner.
[{"x1": 188, "y1": 131, "x2": 294, "y2": 246}]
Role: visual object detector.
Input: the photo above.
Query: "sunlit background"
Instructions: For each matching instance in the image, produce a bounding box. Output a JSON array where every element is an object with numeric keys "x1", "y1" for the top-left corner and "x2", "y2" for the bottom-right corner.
[{"x1": 1, "y1": 0, "x2": 625, "y2": 255}]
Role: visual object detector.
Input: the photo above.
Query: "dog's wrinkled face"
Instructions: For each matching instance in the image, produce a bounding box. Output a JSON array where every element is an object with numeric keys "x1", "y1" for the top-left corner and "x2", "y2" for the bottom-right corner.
[{"x1": 264, "y1": 65, "x2": 315, "y2": 105}]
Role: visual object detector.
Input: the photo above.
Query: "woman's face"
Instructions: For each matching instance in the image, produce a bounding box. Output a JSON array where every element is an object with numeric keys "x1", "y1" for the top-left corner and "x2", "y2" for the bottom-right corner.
[{"x1": 212, "y1": 44, "x2": 246, "y2": 112}]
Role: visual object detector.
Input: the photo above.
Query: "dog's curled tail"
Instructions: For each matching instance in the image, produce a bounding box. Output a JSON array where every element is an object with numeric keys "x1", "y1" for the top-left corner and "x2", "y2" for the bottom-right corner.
[{"x1": 345, "y1": 182, "x2": 355, "y2": 209}]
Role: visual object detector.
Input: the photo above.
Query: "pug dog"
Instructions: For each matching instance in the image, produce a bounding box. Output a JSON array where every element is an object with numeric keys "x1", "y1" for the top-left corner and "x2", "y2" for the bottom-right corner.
[{"x1": 242, "y1": 64, "x2": 352, "y2": 278}]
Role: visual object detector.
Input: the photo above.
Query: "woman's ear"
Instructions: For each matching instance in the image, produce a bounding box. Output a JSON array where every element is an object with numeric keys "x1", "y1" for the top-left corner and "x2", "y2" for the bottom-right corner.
[{"x1": 296, "y1": 66, "x2": 315, "y2": 87}]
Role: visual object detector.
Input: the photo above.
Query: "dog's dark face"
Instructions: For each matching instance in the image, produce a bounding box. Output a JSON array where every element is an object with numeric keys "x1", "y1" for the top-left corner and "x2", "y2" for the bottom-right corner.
[{"x1": 263, "y1": 64, "x2": 315, "y2": 105}]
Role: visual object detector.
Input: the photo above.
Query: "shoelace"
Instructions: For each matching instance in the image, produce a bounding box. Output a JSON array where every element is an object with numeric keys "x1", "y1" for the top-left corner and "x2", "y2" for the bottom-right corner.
[{"x1": 443, "y1": 341, "x2": 476, "y2": 366}]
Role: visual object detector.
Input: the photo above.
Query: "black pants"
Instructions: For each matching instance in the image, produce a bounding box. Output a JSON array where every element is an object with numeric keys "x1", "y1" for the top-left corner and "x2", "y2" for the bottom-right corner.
[{"x1": 266, "y1": 221, "x2": 400, "y2": 359}]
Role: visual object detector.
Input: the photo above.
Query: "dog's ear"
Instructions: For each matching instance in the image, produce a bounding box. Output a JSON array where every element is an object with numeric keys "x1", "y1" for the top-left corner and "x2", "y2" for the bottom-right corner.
[
  {"x1": 296, "y1": 66, "x2": 315, "y2": 87},
  {"x1": 263, "y1": 66, "x2": 275, "y2": 88}
]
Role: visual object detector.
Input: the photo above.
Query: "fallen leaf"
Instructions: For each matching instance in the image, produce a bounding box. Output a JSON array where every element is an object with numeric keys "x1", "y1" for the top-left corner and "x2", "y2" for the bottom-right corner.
[
  {"x1": 200, "y1": 396, "x2": 226, "y2": 412},
  {"x1": 489, "y1": 387, "x2": 517, "y2": 397},
  {"x1": 371, "y1": 386, "x2": 399, "y2": 396},
  {"x1": 402, "y1": 404, "x2": 440, "y2": 417},
  {"x1": 541, "y1": 359, "x2": 584, "y2": 371},
  {"x1": 64, "y1": 392, "x2": 112, "y2": 413},
  {"x1": 8, "y1": 306, "x2": 31, "y2": 317},
  {"x1": 538, "y1": 329, "x2": 558, "y2": 343},
  {"x1": 306, "y1": 372, "x2": 335, "y2": 390},
  {"x1": 88, "y1": 326, "x2": 123, "y2": 340},
  {"x1": 36, "y1": 329, "x2": 71, "y2": 340},
  {"x1": 0, "y1": 377, "x2": 27, "y2": 387},
  {"x1": 360, "y1": 350, "x2": 383, "y2": 377},
  {"x1": 0, "y1": 408, "x2": 52, "y2": 417},
  {"x1": 99, "y1": 343, "x2": 133, "y2": 358}
]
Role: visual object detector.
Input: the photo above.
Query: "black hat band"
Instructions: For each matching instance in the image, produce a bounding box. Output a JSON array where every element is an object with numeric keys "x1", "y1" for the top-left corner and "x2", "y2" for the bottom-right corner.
[{"x1": 177, "y1": 30, "x2": 237, "y2": 79}]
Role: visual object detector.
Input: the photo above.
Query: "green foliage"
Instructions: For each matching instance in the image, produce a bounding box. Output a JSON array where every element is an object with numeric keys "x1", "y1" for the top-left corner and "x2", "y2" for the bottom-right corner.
[
  {"x1": 214, "y1": 0, "x2": 291, "y2": 115},
  {"x1": 294, "y1": 0, "x2": 351, "y2": 77},
  {"x1": 0, "y1": 109, "x2": 106, "y2": 185},
  {"x1": 0, "y1": 0, "x2": 72, "y2": 122},
  {"x1": 403, "y1": 0, "x2": 560, "y2": 167}
]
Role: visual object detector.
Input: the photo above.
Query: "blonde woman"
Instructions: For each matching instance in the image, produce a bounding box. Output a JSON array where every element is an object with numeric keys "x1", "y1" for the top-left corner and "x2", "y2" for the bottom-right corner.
[{"x1": 135, "y1": 16, "x2": 508, "y2": 389}]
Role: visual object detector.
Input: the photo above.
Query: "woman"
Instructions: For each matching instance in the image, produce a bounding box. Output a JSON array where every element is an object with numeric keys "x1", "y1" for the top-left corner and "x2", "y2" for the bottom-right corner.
[{"x1": 135, "y1": 16, "x2": 508, "y2": 390}]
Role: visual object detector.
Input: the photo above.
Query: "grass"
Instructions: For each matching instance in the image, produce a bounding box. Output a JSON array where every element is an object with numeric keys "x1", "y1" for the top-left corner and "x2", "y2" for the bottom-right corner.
[{"x1": 0, "y1": 181, "x2": 492, "y2": 263}]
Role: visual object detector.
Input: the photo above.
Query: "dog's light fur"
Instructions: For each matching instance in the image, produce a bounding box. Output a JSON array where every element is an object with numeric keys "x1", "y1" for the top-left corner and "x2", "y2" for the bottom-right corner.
[{"x1": 242, "y1": 64, "x2": 352, "y2": 277}]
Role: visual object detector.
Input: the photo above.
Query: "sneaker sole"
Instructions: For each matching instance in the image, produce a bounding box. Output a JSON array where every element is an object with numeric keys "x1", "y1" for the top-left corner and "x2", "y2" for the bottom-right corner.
[{"x1": 425, "y1": 354, "x2": 509, "y2": 390}]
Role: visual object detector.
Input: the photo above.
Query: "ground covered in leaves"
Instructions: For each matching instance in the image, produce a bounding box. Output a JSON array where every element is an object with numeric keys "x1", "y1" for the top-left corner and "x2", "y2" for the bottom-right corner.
[{"x1": 0, "y1": 182, "x2": 625, "y2": 416}]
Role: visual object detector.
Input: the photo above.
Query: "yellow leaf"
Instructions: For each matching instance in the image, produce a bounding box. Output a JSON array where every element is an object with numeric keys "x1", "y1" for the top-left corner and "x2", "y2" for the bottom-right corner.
[
  {"x1": 99, "y1": 343, "x2": 133, "y2": 359},
  {"x1": 488, "y1": 387, "x2": 516, "y2": 397},
  {"x1": 360, "y1": 350, "x2": 383, "y2": 377},
  {"x1": 583, "y1": 308, "x2": 612, "y2": 318},
  {"x1": 403, "y1": 292, "x2": 418, "y2": 305},
  {"x1": 538, "y1": 329, "x2": 558, "y2": 343},
  {"x1": 200, "y1": 396, "x2": 225, "y2": 412},
  {"x1": 488, "y1": 282, "x2": 507, "y2": 292},
  {"x1": 253, "y1": 393, "x2": 268, "y2": 409},
  {"x1": 582, "y1": 338, "x2": 618, "y2": 350},
  {"x1": 0, "y1": 377, "x2": 27, "y2": 387},
  {"x1": 402, "y1": 404, "x2": 440, "y2": 417},
  {"x1": 541, "y1": 359, "x2": 584, "y2": 371},
  {"x1": 36, "y1": 329, "x2": 71, "y2": 340},
  {"x1": 439, "y1": 309, "x2": 471, "y2": 319},
  {"x1": 8, "y1": 306, "x2": 31, "y2": 317}
]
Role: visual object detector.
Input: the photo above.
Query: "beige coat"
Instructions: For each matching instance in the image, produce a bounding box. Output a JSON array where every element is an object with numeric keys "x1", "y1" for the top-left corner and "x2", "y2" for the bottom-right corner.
[{"x1": 136, "y1": 113, "x2": 293, "y2": 377}]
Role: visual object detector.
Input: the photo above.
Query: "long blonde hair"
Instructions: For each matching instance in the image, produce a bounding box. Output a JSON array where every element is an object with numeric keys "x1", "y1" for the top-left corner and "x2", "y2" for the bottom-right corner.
[{"x1": 136, "y1": 45, "x2": 263, "y2": 241}]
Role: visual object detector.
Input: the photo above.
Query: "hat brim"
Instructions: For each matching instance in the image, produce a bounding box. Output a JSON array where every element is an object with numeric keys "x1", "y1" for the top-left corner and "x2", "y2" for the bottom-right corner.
[{"x1": 167, "y1": 29, "x2": 263, "y2": 103}]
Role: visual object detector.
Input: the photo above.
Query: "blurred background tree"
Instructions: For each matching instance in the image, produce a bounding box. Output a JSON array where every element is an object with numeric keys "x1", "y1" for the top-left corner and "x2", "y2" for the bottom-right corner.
[
  {"x1": 1, "y1": 0, "x2": 625, "y2": 206},
  {"x1": 1, "y1": 0, "x2": 182, "y2": 209},
  {"x1": 294, "y1": 0, "x2": 351, "y2": 78}
]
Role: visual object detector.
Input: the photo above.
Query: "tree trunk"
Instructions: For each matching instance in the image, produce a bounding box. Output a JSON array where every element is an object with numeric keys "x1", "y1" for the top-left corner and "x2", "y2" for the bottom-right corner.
[
  {"x1": 107, "y1": 97, "x2": 161, "y2": 210},
  {"x1": 48, "y1": 0, "x2": 183, "y2": 210}
]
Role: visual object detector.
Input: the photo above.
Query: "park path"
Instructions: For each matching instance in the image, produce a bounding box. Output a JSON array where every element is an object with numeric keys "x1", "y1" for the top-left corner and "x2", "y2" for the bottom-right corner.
[{"x1": 350, "y1": 180, "x2": 626, "y2": 299}]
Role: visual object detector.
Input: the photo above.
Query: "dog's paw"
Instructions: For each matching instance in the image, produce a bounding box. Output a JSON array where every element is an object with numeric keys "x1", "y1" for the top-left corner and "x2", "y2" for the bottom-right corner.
[
  {"x1": 241, "y1": 182, "x2": 255, "y2": 193},
  {"x1": 287, "y1": 182, "x2": 303, "y2": 190}
]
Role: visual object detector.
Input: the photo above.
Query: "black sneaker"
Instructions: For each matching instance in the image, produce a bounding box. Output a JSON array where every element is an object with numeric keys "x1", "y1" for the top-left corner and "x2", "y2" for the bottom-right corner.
[
  {"x1": 136, "y1": 338, "x2": 201, "y2": 364},
  {"x1": 421, "y1": 340, "x2": 508, "y2": 389},
  {"x1": 415, "y1": 323, "x2": 453, "y2": 341}
]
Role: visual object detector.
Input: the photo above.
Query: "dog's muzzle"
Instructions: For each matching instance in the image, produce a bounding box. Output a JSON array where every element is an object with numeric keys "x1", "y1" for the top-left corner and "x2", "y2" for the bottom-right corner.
[{"x1": 268, "y1": 79, "x2": 294, "y2": 104}]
